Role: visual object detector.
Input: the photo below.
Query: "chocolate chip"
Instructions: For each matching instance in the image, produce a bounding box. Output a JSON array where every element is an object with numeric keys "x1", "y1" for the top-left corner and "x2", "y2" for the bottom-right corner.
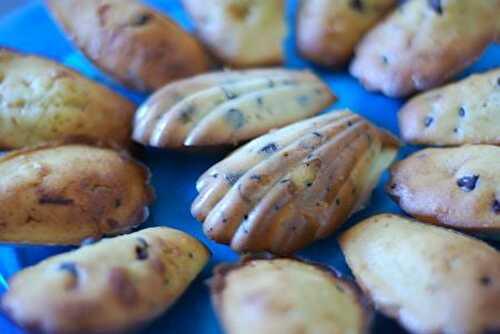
[
  {"x1": 256, "y1": 96, "x2": 263, "y2": 105},
  {"x1": 457, "y1": 175, "x2": 479, "y2": 192},
  {"x1": 132, "y1": 13, "x2": 153, "y2": 26},
  {"x1": 38, "y1": 195, "x2": 74, "y2": 206},
  {"x1": 347, "y1": 121, "x2": 353, "y2": 127},
  {"x1": 336, "y1": 198, "x2": 341, "y2": 205},
  {"x1": 114, "y1": 198, "x2": 122, "y2": 208},
  {"x1": 350, "y1": 0, "x2": 364, "y2": 12},
  {"x1": 458, "y1": 107, "x2": 465, "y2": 117},
  {"x1": 428, "y1": 0, "x2": 443, "y2": 15},
  {"x1": 306, "y1": 182, "x2": 313, "y2": 187},
  {"x1": 179, "y1": 105, "x2": 196, "y2": 123},
  {"x1": 260, "y1": 143, "x2": 278, "y2": 154},
  {"x1": 224, "y1": 108, "x2": 245, "y2": 129},
  {"x1": 480, "y1": 276, "x2": 491, "y2": 286},
  {"x1": 225, "y1": 173, "x2": 242, "y2": 185},
  {"x1": 221, "y1": 87, "x2": 238, "y2": 100},
  {"x1": 424, "y1": 116, "x2": 434, "y2": 127},
  {"x1": 250, "y1": 174, "x2": 261, "y2": 181},
  {"x1": 59, "y1": 262, "x2": 78, "y2": 279},
  {"x1": 493, "y1": 199, "x2": 500, "y2": 214},
  {"x1": 453, "y1": 128, "x2": 458, "y2": 133},
  {"x1": 381, "y1": 56, "x2": 389, "y2": 64},
  {"x1": 135, "y1": 237, "x2": 149, "y2": 260},
  {"x1": 296, "y1": 95, "x2": 310, "y2": 106},
  {"x1": 313, "y1": 132, "x2": 322, "y2": 137}
]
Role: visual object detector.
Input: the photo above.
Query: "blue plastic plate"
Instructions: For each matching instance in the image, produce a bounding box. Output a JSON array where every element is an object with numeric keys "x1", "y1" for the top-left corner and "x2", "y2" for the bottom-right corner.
[{"x1": 0, "y1": 1, "x2": 499, "y2": 333}]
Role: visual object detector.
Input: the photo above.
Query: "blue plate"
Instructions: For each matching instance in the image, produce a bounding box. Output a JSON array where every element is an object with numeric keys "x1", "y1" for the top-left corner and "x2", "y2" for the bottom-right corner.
[{"x1": 0, "y1": 1, "x2": 499, "y2": 333}]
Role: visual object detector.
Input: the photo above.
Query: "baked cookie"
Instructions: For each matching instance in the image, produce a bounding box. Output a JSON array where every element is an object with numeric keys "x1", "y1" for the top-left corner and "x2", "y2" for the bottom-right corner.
[
  {"x1": 386, "y1": 145, "x2": 500, "y2": 236},
  {"x1": 296, "y1": 0, "x2": 397, "y2": 67},
  {"x1": 0, "y1": 49, "x2": 134, "y2": 149},
  {"x1": 192, "y1": 110, "x2": 399, "y2": 254},
  {"x1": 210, "y1": 257, "x2": 372, "y2": 334},
  {"x1": 133, "y1": 68, "x2": 335, "y2": 148},
  {"x1": 399, "y1": 68, "x2": 500, "y2": 146},
  {"x1": 0, "y1": 143, "x2": 154, "y2": 245},
  {"x1": 1, "y1": 227, "x2": 210, "y2": 334},
  {"x1": 350, "y1": 0, "x2": 499, "y2": 97},
  {"x1": 340, "y1": 214, "x2": 500, "y2": 334},
  {"x1": 182, "y1": 0, "x2": 286, "y2": 67},
  {"x1": 47, "y1": 0, "x2": 211, "y2": 92}
]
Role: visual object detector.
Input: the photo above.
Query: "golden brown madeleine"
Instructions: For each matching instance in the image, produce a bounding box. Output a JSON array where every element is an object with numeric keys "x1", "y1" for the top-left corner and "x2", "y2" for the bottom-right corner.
[
  {"x1": 1, "y1": 227, "x2": 210, "y2": 334},
  {"x1": 133, "y1": 68, "x2": 335, "y2": 148},
  {"x1": 340, "y1": 214, "x2": 500, "y2": 334},
  {"x1": 0, "y1": 49, "x2": 134, "y2": 149},
  {"x1": 192, "y1": 110, "x2": 399, "y2": 254},
  {"x1": 210, "y1": 257, "x2": 372, "y2": 334},
  {"x1": 0, "y1": 144, "x2": 154, "y2": 245},
  {"x1": 350, "y1": 0, "x2": 499, "y2": 97},
  {"x1": 182, "y1": 0, "x2": 286, "y2": 67},
  {"x1": 386, "y1": 145, "x2": 500, "y2": 236},
  {"x1": 47, "y1": 0, "x2": 211, "y2": 92},
  {"x1": 296, "y1": 0, "x2": 397, "y2": 67},
  {"x1": 399, "y1": 68, "x2": 500, "y2": 146}
]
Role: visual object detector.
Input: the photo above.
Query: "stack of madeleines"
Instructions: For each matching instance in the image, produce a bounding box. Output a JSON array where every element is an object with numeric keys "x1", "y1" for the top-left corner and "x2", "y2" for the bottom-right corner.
[{"x1": 0, "y1": 0, "x2": 499, "y2": 333}]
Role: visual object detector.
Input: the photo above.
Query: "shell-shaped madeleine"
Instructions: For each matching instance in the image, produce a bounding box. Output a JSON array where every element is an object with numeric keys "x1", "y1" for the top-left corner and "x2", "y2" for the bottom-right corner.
[
  {"x1": 210, "y1": 257, "x2": 372, "y2": 334},
  {"x1": 1, "y1": 227, "x2": 210, "y2": 334},
  {"x1": 0, "y1": 144, "x2": 154, "y2": 245},
  {"x1": 340, "y1": 214, "x2": 500, "y2": 334},
  {"x1": 386, "y1": 145, "x2": 500, "y2": 236},
  {"x1": 182, "y1": 0, "x2": 286, "y2": 67},
  {"x1": 0, "y1": 49, "x2": 134, "y2": 149},
  {"x1": 399, "y1": 68, "x2": 500, "y2": 146},
  {"x1": 350, "y1": 0, "x2": 498, "y2": 97},
  {"x1": 192, "y1": 111, "x2": 399, "y2": 254},
  {"x1": 133, "y1": 68, "x2": 335, "y2": 148},
  {"x1": 47, "y1": 0, "x2": 211, "y2": 92},
  {"x1": 296, "y1": 0, "x2": 397, "y2": 67}
]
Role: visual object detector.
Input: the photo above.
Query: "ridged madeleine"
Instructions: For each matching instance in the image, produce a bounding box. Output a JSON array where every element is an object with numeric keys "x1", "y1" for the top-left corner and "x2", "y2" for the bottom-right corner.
[
  {"x1": 133, "y1": 68, "x2": 335, "y2": 148},
  {"x1": 210, "y1": 257, "x2": 372, "y2": 334},
  {"x1": 399, "y1": 68, "x2": 500, "y2": 146},
  {"x1": 1, "y1": 227, "x2": 210, "y2": 334},
  {"x1": 182, "y1": 0, "x2": 286, "y2": 67},
  {"x1": 0, "y1": 49, "x2": 134, "y2": 149},
  {"x1": 386, "y1": 145, "x2": 500, "y2": 236},
  {"x1": 47, "y1": 0, "x2": 211, "y2": 92},
  {"x1": 0, "y1": 144, "x2": 154, "y2": 245},
  {"x1": 192, "y1": 111, "x2": 399, "y2": 254},
  {"x1": 340, "y1": 214, "x2": 500, "y2": 334}
]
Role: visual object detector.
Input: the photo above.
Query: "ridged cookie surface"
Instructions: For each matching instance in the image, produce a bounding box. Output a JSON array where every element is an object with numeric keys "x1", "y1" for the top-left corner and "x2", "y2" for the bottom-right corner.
[
  {"x1": 47, "y1": 0, "x2": 211, "y2": 92},
  {"x1": 386, "y1": 145, "x2": 500, "y2": 236},
  {"x1": 210, "y1": 257, "x2": 372, "y2": 334},
  {"x1": 340, "y1": 214, "x2": 500, "y2": 334},
  {"x1": 0, "y1": 144, "x2": 154, "y2": 245},
  {"x1": 296, "y1": 0, "x2": 397, "y2": 67},
  {"x1": 133, "y1": 68, "x2": 335, "y2": 148},
  {"x1": 350, "y1": 0, "x2": 499, "y2": 97},
  {"x1": 192, "y1": 111, "x2": 399, "y2": 254},
  {"x1": 399, "y1": 68, "x2": 500, "y2": 146},
  {"x1": 1, "y1": 227, "x2": 210, "y2": 334},
  {"x1": 182, "y1": 0, "x2": 286, "y2": 67},
  {"x1": 0, "y1": 49, "x2": 134, "y2": 149}
]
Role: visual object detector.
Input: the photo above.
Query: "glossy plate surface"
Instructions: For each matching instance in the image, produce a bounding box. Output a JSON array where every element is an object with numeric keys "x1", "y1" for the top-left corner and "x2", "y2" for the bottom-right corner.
[{"x1": 0, "y1": 1, "x2": 499, "y2": 333}]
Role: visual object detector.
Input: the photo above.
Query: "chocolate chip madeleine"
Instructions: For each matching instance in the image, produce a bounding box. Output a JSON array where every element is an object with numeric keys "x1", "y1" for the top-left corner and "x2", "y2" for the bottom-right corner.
[
  {"x1": 296, "y1": 0, "x2": 397, "y2": 67},
  {"x1": 1, "y1": 227, "x2": 210, "y2": 334},
  {"x1": 386, "y1": 145, "x2": 500, "y2": 237},
  {"x1": 192, "y1": 111, "x2": 399, "y2": 254},
  {"x1": 0, "y1": 144, "x2": 154, "y2": 245},
  {"x1": 0, "y1": 49, "x2": 134, "y2": 149},
  {"x1": 340, "y1": 214, "x2": 500, "y2": 334},
  {"x1": 350, "y1": 0, "x2": 499, "y2": 97},
  {"x1": 182, "y1": 0, "x2": 286, "y2": 67},
  {"x1": 210, "y1": 257, "x2": 372, "y2": 334},
  {"x1": 133, "y1": 68, "x2": 335, "y2": 148},
  {"x1": 399, "y1": 68, "x2": 500, "y2": 146},
  {"x1": 47, "y1": 0, "x2": 211, "y2": 92}
]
